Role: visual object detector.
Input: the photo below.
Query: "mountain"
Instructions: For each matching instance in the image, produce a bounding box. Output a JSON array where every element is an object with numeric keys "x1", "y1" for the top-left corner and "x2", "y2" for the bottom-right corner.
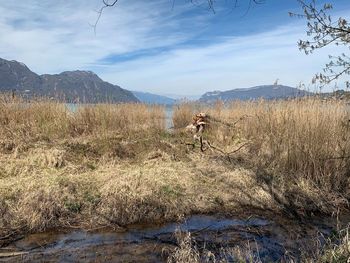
[
  {"x1": 0, "y1": 58, "x2": 42, "y2": 92},
  {"x1": 0, "y1": 58, "x2": 138, "y2": 103},
  {"x1": 199, "y1": 85, "x2": 311, "y2": 103},
  {"x1": 159, "y1": 93, "x2": 201, "y2": 101},
  {"x1": 40, "y1": 71, "x2": 138, "y2": 103},
  {"x1": 132, "y1": 91, "x2": 176, "y2": 105}
]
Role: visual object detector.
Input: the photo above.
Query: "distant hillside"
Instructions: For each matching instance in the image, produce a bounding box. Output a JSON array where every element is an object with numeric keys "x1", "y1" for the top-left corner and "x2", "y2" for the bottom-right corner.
[
  {"x1": 199, "y1": 85, "x2": 311, "y2": 103},
  {"x1": 0, "y1": 58, "x2": 138, "y2": 103},
  {"x1": 132, "y1": 91, "x2": 176, "y2": 105}
]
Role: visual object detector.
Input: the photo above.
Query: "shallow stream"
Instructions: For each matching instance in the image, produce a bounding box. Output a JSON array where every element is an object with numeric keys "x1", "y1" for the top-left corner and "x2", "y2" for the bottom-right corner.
[{"x1": 0, "y1": 214, "x2": 348, "y2": 262}]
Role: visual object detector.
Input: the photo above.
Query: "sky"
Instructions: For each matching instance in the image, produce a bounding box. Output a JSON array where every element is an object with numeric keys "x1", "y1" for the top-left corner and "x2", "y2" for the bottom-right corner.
[{"x1": 0, "y1": 0, "x2": 349, "y2": 97}]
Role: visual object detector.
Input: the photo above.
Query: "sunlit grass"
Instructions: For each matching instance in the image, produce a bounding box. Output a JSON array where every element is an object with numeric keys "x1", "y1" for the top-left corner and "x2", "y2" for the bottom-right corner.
[{"x1": 0, "y1": 95, "x2": 349, "y2": 262}]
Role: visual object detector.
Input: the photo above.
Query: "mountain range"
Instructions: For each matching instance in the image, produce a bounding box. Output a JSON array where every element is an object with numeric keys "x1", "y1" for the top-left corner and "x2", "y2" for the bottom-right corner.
[
  {"x1": 0, "y1": 58, "x2": 138, "y2": 103},
  {"x1": 132, "y1": 91, "x2": 176, "y2": 105},
  {"x1": 0, "y1": 58, "x2": 313, "y2": 104},
  {"x1": 199, "y1": 85, "x2": 311, "y2": 103}
]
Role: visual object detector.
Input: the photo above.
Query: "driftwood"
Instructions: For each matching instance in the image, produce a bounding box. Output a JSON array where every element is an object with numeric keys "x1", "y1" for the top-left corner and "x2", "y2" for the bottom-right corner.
[{"x1": 207, "y1": 141, "x2": 249, "y2": 155}]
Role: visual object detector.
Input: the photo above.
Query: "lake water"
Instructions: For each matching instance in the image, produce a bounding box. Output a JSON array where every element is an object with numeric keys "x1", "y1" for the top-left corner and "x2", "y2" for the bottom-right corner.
[{"x1": 165, "y1": 106, "x2": 173, "y2": 128}]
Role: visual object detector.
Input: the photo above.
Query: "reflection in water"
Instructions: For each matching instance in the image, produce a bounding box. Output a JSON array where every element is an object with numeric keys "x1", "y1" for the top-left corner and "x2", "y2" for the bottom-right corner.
[{"x1": 2, "y1": 214, "x2": 345, "y2": 263}]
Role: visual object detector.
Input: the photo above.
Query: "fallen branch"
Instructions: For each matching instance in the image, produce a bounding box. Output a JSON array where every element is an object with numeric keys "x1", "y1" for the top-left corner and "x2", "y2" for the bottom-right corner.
[
  {"x1": 207, "y1": 141, "x2": 249, "y2": 156},
  {"x1": 206, "y1": 141, "x2": 226, "y2": 154},
  {"x1": 227, "y1": 142, "x2": 250, "y2": 154}
]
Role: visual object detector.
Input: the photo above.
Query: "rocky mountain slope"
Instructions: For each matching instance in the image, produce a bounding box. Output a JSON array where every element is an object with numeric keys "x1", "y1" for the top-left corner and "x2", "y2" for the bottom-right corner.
[
  {"x1": 0, "y1": 58, "x2": 138, "y2": 103},
  {"x1": 199, "y1": 85, "x2": 311, "y2": 103}
]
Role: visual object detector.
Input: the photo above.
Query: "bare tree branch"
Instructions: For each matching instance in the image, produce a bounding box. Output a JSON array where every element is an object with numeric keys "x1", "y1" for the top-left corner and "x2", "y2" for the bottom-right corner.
[
  {"x1": 93, "y1": 0, "x2": 119, "y2": 35},
  {"x1": 291, "y1": 0, "x2": 350, "y2": 88}
]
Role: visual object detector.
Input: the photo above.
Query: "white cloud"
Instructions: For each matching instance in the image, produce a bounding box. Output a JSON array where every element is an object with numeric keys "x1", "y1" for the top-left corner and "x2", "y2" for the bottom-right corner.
[
  {"x1": 0, "y1": 0, "x2": 348, "y2": 96},
  {"x1": 99, "y1": 23, "x2": 349, "y2": 95},
  {"x1": 0, "y1": 0, "x2": 208, "y2": 73}
]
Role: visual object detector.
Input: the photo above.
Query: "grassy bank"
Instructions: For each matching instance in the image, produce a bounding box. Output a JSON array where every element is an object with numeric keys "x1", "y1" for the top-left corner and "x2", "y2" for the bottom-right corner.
[{"x1": 0, "y1": 95, "x2": 349, "y2": 250}]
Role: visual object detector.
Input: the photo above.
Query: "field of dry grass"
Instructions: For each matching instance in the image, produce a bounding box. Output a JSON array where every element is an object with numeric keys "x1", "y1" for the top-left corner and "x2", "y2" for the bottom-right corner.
[
  {"x1": 0, "y1": 95, "x2": 349, "y2": 261},
  {"x1": 174, "y1": 99, "x2": 350, "y2": 214}
]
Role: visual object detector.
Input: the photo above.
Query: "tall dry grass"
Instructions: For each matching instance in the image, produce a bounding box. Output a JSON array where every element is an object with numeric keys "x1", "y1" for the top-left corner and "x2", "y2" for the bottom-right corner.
[
  {"x1": 174, "y1": 98, "x2": 350, "y2": 207},
  {"x1": 172, "y1": 103, "x2": 194, "y2": 129},
  {"x1": 221, "y1": 99, "x2": 350, "y2": 194},
  {"x1": 168, "y1": 230, "x2": 263, "y2": 263},
  {"x1": 305, "y1": 226, "x2": 350, "y2": 263},
  {"x1": 72, "y1": 103, "x2": 165, "y2": 137},
  {"x1": 0, "y1": 95, "x2": 165, "y2": 141}
]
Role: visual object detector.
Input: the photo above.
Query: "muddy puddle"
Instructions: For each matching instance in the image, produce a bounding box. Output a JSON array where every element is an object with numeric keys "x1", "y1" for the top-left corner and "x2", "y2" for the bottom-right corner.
[{"x1": 0, "y1": 214, "x2": 348, "y2": 262}]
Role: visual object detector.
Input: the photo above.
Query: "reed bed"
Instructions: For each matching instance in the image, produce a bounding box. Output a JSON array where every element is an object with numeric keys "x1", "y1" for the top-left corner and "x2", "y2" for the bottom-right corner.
[
  {"x1": 0, "y1": 95, "x2": 165, "y2": 141},
  {"x1": 231, "y1": 99, "x2": 349, "y2": 194},
  {"x1": 172, "y1": 103, "x2": 194, "y2": 129},
  {"x1": 73, "y1": 103, "x2": 165, "y2": 137},
  {"x1": 174, "y1": 98, "x2": 350, "y2": 210}
]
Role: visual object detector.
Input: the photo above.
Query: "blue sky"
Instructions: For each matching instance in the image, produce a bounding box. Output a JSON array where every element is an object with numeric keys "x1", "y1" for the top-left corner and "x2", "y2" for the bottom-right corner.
[{"x1": 0, "y1": 0, "x2": 349, "y2": 97}]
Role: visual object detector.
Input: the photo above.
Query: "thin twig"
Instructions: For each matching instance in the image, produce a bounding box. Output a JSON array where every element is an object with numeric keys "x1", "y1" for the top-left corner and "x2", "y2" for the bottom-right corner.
[{"x1": 93, "y1": 0, "x2": 119, "y2": 35}]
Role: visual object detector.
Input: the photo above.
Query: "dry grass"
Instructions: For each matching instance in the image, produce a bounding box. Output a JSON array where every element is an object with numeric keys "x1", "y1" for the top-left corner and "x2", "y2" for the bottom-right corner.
[
  {"x1": 1, "y1": 95, "x2": 350, "y2": 251},
  {"x1": 167, "y1": 232, "x2": 201, "y2": 263},
  {"x1": 167, "y1": 228, "x2": 350, "y2": 263},
  {"x1": 321, "y1": 227, "x2": 350, "y2": 263},
  {"x1": 168, "y1": 231, "x2": 263, "y2": 263},
  {"x1": 72, "y1": 103, "x2": 165, "y2": 137},
  {"x1": 174, "y1": 98, "x2": 350, "y2": 212},
  {"x1": 299, "y1": 226, "x2": 350, "y2": 263},
  {"x1": 0, "y1": 94, "x2": 165, "y2": 142},
  {"x1": 172, "y1": 103, "x2": 194, "y2": 129},
  {"x1": 0, "y1": 148, "x2": 273, "y2": 236},
  {"x1": 226, "y1": 99, "x2": 350, "y2": 186}
]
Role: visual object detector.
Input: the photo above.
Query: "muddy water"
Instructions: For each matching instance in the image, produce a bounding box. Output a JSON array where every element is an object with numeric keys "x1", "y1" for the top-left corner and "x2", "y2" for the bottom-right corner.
[{"x1": 0, "y1": 214, "x2": 347, "y2": 262}]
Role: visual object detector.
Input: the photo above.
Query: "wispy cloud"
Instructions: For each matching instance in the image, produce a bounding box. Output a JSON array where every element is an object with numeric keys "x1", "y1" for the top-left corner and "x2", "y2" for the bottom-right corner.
[
  {"x1": 0, "y1": 0, "x2": 209, "y2": 73},
  {"x1": 98, "y1": 22, "x2": 349, "y2": 95},
  {"x1": 0, "y1": 0, "x2": 348, "y2": 96}
]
